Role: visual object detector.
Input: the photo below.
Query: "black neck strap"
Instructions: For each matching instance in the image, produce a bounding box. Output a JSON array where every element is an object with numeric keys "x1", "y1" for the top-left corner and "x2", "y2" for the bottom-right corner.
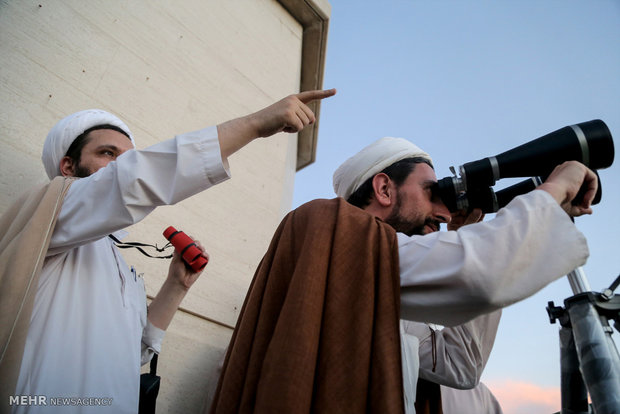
[{"x1": 108, "y1": 234, "x2": 173, "y2": 259}]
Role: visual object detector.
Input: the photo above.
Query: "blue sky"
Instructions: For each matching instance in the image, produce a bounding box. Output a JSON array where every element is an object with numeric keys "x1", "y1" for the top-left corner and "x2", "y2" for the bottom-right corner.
[{"x1": 293, "y1": 1, "x2": 620, "y2": 411}]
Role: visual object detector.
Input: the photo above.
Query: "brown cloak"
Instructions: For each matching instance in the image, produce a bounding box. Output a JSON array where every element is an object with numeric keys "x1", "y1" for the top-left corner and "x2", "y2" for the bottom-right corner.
[{"x1": 209, "y1": 197, "x2": 405, "y2": 414}]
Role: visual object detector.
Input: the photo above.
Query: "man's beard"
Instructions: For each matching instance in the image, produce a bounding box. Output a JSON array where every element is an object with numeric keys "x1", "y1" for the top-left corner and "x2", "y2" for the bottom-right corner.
[
  {"x1": 384, "y1": 190, "x2": 440, "y2": 236},
  {"x1": 73, "y1": 162, "x2": 93, "y2": 178}
]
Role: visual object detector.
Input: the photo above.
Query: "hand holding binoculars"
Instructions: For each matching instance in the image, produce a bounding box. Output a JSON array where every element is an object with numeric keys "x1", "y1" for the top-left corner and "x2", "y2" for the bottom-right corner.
[{"x1": 163, "y1": 226, "x2": 208, "y2": 272}]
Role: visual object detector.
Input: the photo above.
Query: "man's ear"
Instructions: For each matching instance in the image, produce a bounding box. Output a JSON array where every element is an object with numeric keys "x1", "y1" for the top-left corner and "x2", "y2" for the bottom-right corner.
[
  {"x1": 371, "y1": 173, "x2": 395, "y2": 207},
  {"x1": 59, "y1": 156, "x2": 76, "y2": 177}
]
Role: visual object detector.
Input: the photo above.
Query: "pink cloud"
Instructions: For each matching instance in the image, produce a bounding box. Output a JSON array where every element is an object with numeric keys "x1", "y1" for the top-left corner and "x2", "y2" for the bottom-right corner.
[{"x1": 484, "y1": 380, "x2": 560, "y2": 414}]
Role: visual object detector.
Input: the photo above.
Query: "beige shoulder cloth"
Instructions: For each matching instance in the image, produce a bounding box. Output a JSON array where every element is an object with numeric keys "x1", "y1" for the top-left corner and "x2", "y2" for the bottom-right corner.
[{"x1": 0, "y1": 177, "x2": 74, "y2": 410}]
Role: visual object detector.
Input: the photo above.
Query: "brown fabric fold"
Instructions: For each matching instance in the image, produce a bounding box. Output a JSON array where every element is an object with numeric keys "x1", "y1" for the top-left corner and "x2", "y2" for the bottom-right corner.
[
  {"x1": 209, "y1": 197, "x2": 404, "y2": 414},
  {"x1": 0, "y1": 177, "x2": 74, "y2": 411}
]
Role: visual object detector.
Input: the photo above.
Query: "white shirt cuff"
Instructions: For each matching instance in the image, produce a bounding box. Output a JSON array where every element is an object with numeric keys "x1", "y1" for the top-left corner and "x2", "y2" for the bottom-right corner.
[{"x1": 141, "y1": 319, "x2": 166, "y2": 365}]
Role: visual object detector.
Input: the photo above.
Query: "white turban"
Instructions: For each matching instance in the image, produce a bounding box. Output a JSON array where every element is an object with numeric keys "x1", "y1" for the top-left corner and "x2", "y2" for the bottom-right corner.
[
  {"x1": 42, "y1": 109, "x2": 135, "y2": 179},
  {"x1": 333, "y1": 137, "x2": 432, "y2": 200}
]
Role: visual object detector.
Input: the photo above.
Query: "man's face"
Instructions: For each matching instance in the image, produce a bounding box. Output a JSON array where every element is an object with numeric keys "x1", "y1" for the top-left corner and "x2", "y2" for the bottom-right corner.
[
  {"x1": 384, "y1": 163, "x2": 451, "y2": 236},
  {"x1": 67, "y1": 129, "x2": 134, "y2": 178}
]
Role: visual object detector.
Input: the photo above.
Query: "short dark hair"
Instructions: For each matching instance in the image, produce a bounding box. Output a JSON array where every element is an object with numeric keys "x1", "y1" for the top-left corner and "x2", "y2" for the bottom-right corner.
[
  {"x1": 64, "y1": 124, "x2": 131, "y2": 164},
  {"x1": 346, "y1": 157, "x2": 433, "y2": 208}
]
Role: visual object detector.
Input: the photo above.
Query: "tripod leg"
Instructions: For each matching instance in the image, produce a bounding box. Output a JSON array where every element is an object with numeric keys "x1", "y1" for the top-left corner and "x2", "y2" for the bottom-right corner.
[
  {"x1": 559, "y1": 326, "x2": 589, "y2": 414},
  {"x1": 568, "y1": 300, "x2": 620, "y2": 414}
]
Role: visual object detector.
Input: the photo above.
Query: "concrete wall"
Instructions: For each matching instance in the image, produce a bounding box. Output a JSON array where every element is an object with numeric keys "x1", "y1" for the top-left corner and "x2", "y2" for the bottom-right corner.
[{"x1": 0, "y1": 0, "x2": 330, "y2": 412}]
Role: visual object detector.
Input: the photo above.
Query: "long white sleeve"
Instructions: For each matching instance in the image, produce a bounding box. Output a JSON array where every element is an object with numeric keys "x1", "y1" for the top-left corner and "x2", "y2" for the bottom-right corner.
[
  {"x1": 400, "y1": 190, "x2": 589, "y2": 326},
  {"x1": 402, "y1": 310, "x2": 502, "y2": 389},
  {"x1": 48, "y1": 125, "x2": 229, "y2": 254}
]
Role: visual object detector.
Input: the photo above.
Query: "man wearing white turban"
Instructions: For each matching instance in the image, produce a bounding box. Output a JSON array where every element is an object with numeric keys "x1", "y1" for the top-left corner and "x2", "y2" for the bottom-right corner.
[
  {"x1": 1, "y1": 88, "x2": 336, "y2": 414},
  {"x1": 331, "y1": 136, "x2": 595, "y2": 413},
  {"x1": 334, "y1": 137, "x2": 503, "y2": 412},
  {"x1": 209, "y1": 135, "x2": 596, "y2": 414},
  {"x1": 41, "y1": 108, "x2": 136, "y2": 180}
]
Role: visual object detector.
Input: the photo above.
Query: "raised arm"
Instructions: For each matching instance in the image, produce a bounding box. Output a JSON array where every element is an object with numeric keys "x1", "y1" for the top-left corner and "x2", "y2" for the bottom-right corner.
[
  {"x1": 217, "y1": 89, "x2": 336, "y2": 161},
  {"x1": 400, "y1": 162, "x2": 594, "y2": 326},
  {"x1": 48, "y1": 89, "x2": 336, "y2": 254}
]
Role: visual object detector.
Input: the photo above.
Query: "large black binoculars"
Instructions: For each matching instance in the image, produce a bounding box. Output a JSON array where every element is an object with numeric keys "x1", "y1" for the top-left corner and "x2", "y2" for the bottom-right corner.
[{"x1": 436, "y1": 119, "x2": 615, "y2": 213}]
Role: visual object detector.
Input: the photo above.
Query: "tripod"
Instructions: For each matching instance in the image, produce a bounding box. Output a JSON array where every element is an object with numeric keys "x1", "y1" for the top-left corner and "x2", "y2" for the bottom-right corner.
[{"x1": 547, "y1": 267, "x2": 620, "y2": 414}]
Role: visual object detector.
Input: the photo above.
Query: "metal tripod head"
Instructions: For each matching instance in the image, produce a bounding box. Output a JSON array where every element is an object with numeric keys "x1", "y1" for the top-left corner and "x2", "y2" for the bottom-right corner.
[
  {"x1": 602, "y1": 272, "x2": 620, "y2": 301},
  {"x1": 546, "y1": 267, "x2": 620, "y2": 414}
]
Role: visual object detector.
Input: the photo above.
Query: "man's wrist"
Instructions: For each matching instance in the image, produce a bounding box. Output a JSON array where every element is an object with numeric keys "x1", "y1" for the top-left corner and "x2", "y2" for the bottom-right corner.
[
  {"x1": 536, "y1": 182, "x2": 567, "y2": 205},
  {"x1": 163, "y1": 275, "x2": 191, "y2": 294}
]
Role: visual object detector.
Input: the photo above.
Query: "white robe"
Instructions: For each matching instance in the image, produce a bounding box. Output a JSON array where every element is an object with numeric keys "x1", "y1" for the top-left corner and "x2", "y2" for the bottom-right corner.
[
  {"x1": 404, "y1": 311, "x2": 501, "y2": 389},
  {"x1": 14, "y1": 126, "x2": 229, "y2": 414},
  {"x1": 397, "y1": 189, "x2": 587, "y2": 413},
  {"x1": 401, "y1": 311, "x2": 502, "y2": 414},
  {"x1": 441, "y1": 382, "x2": 504, "y2": 414}
]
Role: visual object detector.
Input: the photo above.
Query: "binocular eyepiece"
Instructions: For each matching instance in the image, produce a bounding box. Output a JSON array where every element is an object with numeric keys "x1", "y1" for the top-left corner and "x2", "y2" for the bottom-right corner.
[
  {"x1": 163, "y1": 226, "x2": 208, "y2": 272},
  {"x1": 436, "y1": 119, "x2": 614, "y2": 213}
]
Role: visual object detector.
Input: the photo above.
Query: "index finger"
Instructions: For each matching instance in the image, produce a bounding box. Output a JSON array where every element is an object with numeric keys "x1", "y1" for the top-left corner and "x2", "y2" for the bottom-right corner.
[{"x1": 296, "y1": 88, "x2": 337, "y2": 104}]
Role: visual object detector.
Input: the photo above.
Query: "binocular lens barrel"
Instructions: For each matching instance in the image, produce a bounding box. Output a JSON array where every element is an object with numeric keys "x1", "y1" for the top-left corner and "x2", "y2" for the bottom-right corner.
[
  {"x1": 495, "y1": 177, "x2": 542, "y2": 211},
  {"x1": 461, "y1": 119, "x2": 613, "y2": 187},
  {"x1": 437, "y1": 120, "x2": 614, "y2": 213}
]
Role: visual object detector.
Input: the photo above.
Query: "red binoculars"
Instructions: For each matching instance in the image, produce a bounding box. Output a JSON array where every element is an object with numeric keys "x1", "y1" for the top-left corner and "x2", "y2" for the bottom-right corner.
[{"x1": 163, "y1": 226, "x2": 208, "y2": 272}]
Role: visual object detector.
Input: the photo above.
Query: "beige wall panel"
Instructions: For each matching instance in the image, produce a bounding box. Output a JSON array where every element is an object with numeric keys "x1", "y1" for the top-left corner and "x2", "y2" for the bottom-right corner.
[{"x1": 1, "y1": 0, "x2": 302, "y2": 327}]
